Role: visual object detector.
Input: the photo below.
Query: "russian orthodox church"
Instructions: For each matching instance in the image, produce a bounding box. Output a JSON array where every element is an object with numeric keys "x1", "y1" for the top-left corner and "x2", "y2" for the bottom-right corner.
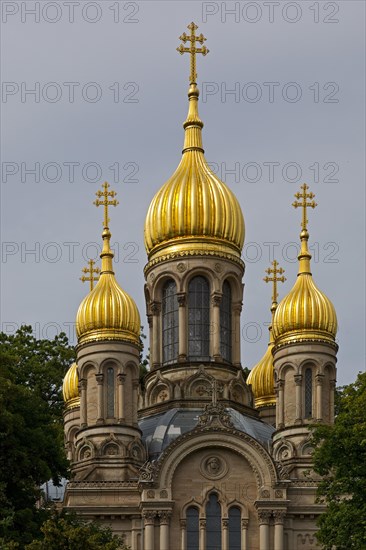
[{"x1": 62, "y1": 23, "x2": 338, "y2": 550}]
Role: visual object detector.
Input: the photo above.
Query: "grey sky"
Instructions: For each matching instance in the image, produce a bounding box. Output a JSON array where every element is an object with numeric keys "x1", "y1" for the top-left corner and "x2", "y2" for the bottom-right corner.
[{"x1": 1, "y1": 0, "x2": 365, "y2": 386}]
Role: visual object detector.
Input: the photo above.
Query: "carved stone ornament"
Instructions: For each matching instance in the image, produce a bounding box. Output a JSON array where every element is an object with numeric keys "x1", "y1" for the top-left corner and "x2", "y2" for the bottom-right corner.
[
  {"x1": 198, "y1": 402, "x2": 233, "y2": 429},
  {"x1": 160, "y1": 489, "x2": 168, "y2": 498},
  {"x1": 275, "y1": 489, "x2": 283, "y2": 499},
  {"x1": 139, "y1": 461, "x2": 158, "y2": 482},
  {"x1": 214, "y1": 262, "x2": 223, "y2": 273},
  {"x1": 200, "y1": 455, "x2": 228, "y2": 480},
  {"x1": 276, "y1": 460, "x2": 290, "y2": 480},
  {"x1": 177, "y1": 262, "x2": 187, "y2": 273},
  {"x1": 261, "y1": 489, "x2": 270, "y2": 498},
  {"x1": 147, "y1": 489, "x2": 155, "y2": 499}
]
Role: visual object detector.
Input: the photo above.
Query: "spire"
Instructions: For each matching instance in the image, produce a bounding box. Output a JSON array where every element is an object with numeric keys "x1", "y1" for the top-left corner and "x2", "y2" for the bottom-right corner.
[
  {"x1": 93, "y1": 182, "x2": 119, "y2": 274},
  {"x1": 177, "y1": 22, "x2": 209, "y2": 153},
  {"x1": 80, "y1": 259, "x2": 100, "y2": 292},
  {"x1": 264, "y1": 260, "x2": 286, "y2": 319},
  {"x1": 292, "y1": 183, "x2": 317, "y2": 275}
]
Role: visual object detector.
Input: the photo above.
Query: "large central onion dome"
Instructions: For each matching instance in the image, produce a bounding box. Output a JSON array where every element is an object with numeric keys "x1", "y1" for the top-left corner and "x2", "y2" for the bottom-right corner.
[{"x1": 144, "y1": 83, "x2": 245, "y2": 266}]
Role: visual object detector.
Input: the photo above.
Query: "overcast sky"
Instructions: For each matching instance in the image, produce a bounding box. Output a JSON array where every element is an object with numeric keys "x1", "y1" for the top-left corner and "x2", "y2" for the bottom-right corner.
[{"x1": 1, "y1": 1, "x2": 365, "y2": 386}]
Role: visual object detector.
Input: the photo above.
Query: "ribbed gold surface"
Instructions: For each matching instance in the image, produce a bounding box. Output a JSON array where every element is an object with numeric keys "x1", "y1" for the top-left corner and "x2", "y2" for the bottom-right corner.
[
  {"x1": 76, "y1": 273, "x2": 140, "y2": 346},
  {"x1": 247, "y1": 333, "x2": 276, "y2": 408},
  {"x1": 62, "y1": 362, "x2": 80, "y2": 409},
  {"x1": 144, "y1": 84, "x2": 245, "y2": 263},
  {"x1": 273, "y1": 272, "x2": 337, "y2": 346}
]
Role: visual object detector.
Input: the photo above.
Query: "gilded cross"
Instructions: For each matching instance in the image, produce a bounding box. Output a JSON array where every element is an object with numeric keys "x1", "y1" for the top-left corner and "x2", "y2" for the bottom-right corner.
[
  {"x1": 177, "y1": 22, "x2": 209, "y2": 84},
  {"x1": 292, "y1": 183, "x2": 317, "y2": 232},
  {"x1": 80, "y1": 259, "x2": 100, "y2": 292},
  {"x1": 263, "y1": 260, "x2": 286, "y2": 309},
  {"x1": 93, "y1": 182, "x2": 119, "y2": 228}
]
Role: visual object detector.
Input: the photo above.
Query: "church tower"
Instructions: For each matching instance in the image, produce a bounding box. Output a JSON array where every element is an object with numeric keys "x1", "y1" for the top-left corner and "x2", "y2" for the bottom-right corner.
[
  {"x1": 272, "y1": 184, "x2": 338, "y2": 478},
  {"x1": 63, "y1": 183, "x2": 145, "y2": 494},
  {"x1": 141, "y1": 23, "x2": 252, "y2": 417}
]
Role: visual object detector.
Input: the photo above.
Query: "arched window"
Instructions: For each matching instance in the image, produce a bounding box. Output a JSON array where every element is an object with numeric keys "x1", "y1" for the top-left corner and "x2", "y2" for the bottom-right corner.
[
  {"x1": 162, "y1": 280, "x2": 179, "y2": 364},
  {"x1": 106, "y1": 367, "x2": 115, "y2": 418},
  {"x1": 206, "y1": 493, "x2": 222, "y2": 550},
  {"x1": 188, "y1": 276, "x2": 210, "y2": 359},
  {"x1": 305, "y1": 368, "x2": 313, "y2": 418},
  {"x1": 228, "y1": 506, "x2": 241, "y2": 550},
  {"x1": 220, "y1": 280, "x2": 232, "y2": 362},
  {"x1": 186, "y1": 506, "x2": 199, "y2": 550}
]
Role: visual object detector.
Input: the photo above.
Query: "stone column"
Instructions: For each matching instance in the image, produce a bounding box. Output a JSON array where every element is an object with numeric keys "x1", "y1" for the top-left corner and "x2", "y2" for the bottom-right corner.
[
  {"x1": 177, "y1": 293, "x2": 187, "y2": 361},
  {"x1": 179, "y1": 519, "x2": 186, "y2": 550},
  {"x1": 211, "y1": 294, "x2": 222, "y2": 360},
  {"x1": 241, "y1": 518, "x2": 249, "y2": 550},
  {"x1": 151, "y1": 302, "x2": 161, "y2": 368},
  {"x1": 232, "y1": 303, "x2": 242, "y2": 366},
  {"x1": 277, "y1": 380, "x2": 284, "y2": 429},
  {"x1": 273, "y1": 511, "x2": 285, "y2": 550},
  {"x1": 294, "y1": 374, "x2": 302, "y2": 424},
  {"x1": 315, "y1": 374, "x2": 324, "y2": 421},
  {"x1": 95, "y1": 373, "x2": 104, "y2": 424},
  {"x1": 147, "y1": 313, "x2": 153, "y2": 370},
  {"x1": 330, "y1": 379, "x2": 336, "y2": 423},
  {"x1": 199, "y1": 518, "x2": 206, "y2": 550},
  {"x1": 158, "y1": 511, "x2": 171, "y2": 550},
  {"x1": 117, "y1": 373, "x2": 125, "y2": 423},
  {"x1": 258, "y1": 510, "x2": 271, "y2": 550},
  {"x1": 143, "y1": 511, "x2": 156, "y2": 550},
  {"x1": 79, "y1": 379, "x2": 87, "y2": 427},
  {"x1": 132, "y1": 380, "x2": 139, "y2": 427},
  {"x1": 222, "y1": 518, "x2": 229, "y2": 550}
]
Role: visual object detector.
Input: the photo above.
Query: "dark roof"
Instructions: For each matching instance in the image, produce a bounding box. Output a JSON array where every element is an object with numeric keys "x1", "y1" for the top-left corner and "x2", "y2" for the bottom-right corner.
[{"x1": 139, "y1": 407, "x2": 275, "y2": 460}]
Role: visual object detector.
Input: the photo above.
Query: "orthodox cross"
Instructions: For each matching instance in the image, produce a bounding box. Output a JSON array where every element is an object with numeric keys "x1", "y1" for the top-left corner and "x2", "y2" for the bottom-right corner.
[
  {"x1": 208, "y1": 379, "x2": 224, "y2": 406},
  {"x1": 263, "y1": 260, "x2": 286, "y2": 311},
  {"x1": 292, "y1": 183, "x2": 317, "y2": 232},
  {"x1": 80, "y1": 259, "x2": 100, "y2": 292},
  {"x1": 177, "y1": 22, "x2": 209, "y2": 84},
  {"x1": 93, "y1": 182, "x2": 119, "y2": 228}
]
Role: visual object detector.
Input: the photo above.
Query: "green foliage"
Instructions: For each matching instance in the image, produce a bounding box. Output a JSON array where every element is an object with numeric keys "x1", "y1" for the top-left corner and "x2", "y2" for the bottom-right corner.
[
  {"x1": 0, "y1": 326, "x2": 74, "y2": 547},
  {"x1": 25, "y1": 510, "x2": 129, "y2": 550},
  {"x1": 311, "y1": 371, "x2": 366, "y2": 550}
]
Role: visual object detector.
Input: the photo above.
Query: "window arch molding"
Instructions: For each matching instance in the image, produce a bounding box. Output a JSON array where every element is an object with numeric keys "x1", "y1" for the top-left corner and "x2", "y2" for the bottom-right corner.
[
  {"x1": 181, "y1": 267, "x2": 216, "y2": 295},
  {"x1": 149, "y1": 272, "x2": 181, "y2": 303}
]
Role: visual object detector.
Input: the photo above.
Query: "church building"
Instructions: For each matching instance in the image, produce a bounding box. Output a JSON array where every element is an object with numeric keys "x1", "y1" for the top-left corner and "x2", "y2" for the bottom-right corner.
[{"x1": 62, "y1": 23, "x2": 338, "y2": 550}]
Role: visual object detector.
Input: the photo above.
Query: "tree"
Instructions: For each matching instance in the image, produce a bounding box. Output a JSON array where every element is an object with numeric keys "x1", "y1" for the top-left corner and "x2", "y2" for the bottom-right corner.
[
  {"x1": 25, "y1": 510, "x2": 129, "y2": 550},
  {"x1": 311, "y1": 371, "x2": 366, "y2": 549},
  {"x1": 0, "y1": 326, "x2": 75, "y2": 547}
]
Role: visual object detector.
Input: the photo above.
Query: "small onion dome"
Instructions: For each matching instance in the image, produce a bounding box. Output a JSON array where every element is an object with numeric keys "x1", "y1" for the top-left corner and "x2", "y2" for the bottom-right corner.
[
  {"x1": 144, "y1": 83, "x2": 245, "y2": 266},
  {"x1": 76, "y1": 227, "x2": 141, "y2": 346},
  {"x1": 273, "y1": 230, "x2": 337, "y2": 347},
  {"x1": 62, "y1": 362, "x2": 80, "y2": 409},
  {"x1": 247, "y1": 328, "x2": 275, "y2": 408}
]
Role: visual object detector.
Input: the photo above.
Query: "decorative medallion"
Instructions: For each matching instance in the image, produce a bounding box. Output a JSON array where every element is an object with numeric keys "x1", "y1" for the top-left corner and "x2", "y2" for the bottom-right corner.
[
  {"x1": 177, "y1": 262, "x2": 187, "y2": 273},
  {"x1": 214, "y1": 262, "x2": 223, "y2": 273},
  {"x1": 200, "y1": 454, "x2": 228, "y2": 480}
]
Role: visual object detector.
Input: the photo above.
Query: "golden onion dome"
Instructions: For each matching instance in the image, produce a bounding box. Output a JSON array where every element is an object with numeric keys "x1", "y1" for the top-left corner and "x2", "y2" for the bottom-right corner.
[
  {"x1": 144, "y1": 81, "x2": 245, "y2": 266},
  {"x1": 76, "y1": 184, "x2": 141, "y2": 346},
  {"x1": 273, "y1": 186, "x2": 337, "y2": 347},
  {"x1": 62, "y1": 362, "x2": 80, "y2": 409},
  {"x1": 247, "y1": 328, "x2": 276, "y2": 408}
]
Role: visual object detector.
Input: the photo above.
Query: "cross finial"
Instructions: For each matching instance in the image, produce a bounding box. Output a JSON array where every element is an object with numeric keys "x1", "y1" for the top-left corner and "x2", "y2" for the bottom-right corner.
[
  {"x1": 177, "y1": 22, "x2": 209, "y2": 84},
  {"x1": 208, "y1": 379, "x2": 224, "y2": 407},
  {"x1": 264, "y1": 260, "x2": 286, "y2": 312},
  {"x1": 93, "y1": 182, "x2": 119, "y2": 228},
  {"x1": 80, "y1": 259, "x2": 100, "y2": 292},
  {"x1": 292, "y1": 183, "x2": 317, "y2": 232}
]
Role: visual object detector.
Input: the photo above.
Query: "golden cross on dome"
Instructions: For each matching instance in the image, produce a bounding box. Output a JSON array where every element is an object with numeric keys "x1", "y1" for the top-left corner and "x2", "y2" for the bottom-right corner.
[
  {"x1": 93, "y1": 182, "x2": 119, "y2": 228},
  {"x1": 80, "y1": 259, "x2": 100, "y2": 292},
  {"x1": 292, "y1": 183, "x2": 317, "y2": 232},
  {"x1": 177, "y1": 22, "x2": 209, "y2": 84},
  {"x1": 264, "y1": 260, "x2": 286, "y2": 311}
]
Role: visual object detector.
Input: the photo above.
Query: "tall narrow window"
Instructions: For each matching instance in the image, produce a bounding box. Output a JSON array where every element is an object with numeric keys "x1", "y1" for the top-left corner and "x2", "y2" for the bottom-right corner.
[
  {"x1": 305, "y1": 368, "x2": 313, "y2": 418},
  {"x1": 188, "y1": 276, "x2": 210, "y2": 359},
  {"x1": 228, "y1": 507, "x2": 241, "y2": 550},
  {"x1": 162, "y1": 280, "x2": 179, "y2": 364},
  {"x1": 107, "y1": 367, "x2": 115, "y2": 418},
  {"x1": 206, "y1": 493, "x2": 222, "y2": 550},
  {"x1": 220, "y1": 280, "x2": 232, "y2": 362},
  {"x1": 186, "y1": 506, "x2": 199, "y2": 550}
]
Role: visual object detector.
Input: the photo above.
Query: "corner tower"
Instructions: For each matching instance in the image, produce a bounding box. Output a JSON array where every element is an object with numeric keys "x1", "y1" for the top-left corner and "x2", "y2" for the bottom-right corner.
[
  {"x1": 64, "y1": 183, "x2": 145, "y2": 491},
  {"x1": 142, "y1": 23, "x2": 251, "y2": 417},
  {"x1": 272, "y1": 184, "x2": 338, "y2": 478}
]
